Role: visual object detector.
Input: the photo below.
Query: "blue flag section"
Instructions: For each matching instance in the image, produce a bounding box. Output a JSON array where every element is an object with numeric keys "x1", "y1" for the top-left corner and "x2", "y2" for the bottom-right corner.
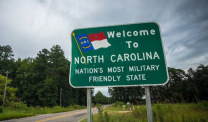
[{"x1": 75, "y1": 34, "x2": 94, "y2": 52}]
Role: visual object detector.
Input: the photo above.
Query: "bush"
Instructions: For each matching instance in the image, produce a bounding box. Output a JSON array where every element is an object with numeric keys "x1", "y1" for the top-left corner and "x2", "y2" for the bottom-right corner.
[
  {"x1": 133, "y1": 107, "x2": 140, "y2": 118},
  {"x1": 201, "y1": 100, "x2": 208, "y2": 108},
  {"x1": 133, "y1": 106, "x2": 146, "y2": 119},
  {"x1": 66, "y1": 106, "x2": 74, "y2": 110},
  {"x1": 96, "y1": 104, "x2": 103, "y2": 113},
  {"x1": 153, "y1": 104, "x2": 164, "y2": 122},
  {"x1": 0, "y1": 106, "x2": 3, "y2": 113},
  {"x1": 104, "y1": 111, "x2": 110, "y2": 122},
  {"x1": 53, "y1": 106, "x2": 62, "y2": 110},
  {"x1": 72, "y1": 104, "x2": 82, "y2": 109},
  {"x1": 67, "y1": 105, "x2": 85, "y2": 111},
  {"x1": 113, "y1": 101, "x2": 125, "y2": 107},
  {"x1": 8, "y1": 101, "x2": 28, "y2": 110}
]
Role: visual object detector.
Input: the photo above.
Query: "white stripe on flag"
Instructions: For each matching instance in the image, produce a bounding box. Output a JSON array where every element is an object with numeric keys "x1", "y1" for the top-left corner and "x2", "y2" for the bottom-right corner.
[{"x1": 91, "y1": 39, "x2": 111, "y2": 50}]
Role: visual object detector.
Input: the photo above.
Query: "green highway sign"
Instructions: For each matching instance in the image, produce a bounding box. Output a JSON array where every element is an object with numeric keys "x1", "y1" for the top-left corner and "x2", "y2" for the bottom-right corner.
[{"x1": 70, "y1": 22, "x2": 169, "y2": 88}]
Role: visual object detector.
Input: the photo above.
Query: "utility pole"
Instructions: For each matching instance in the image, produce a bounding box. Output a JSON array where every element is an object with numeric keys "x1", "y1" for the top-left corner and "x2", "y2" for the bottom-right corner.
[
  {"x1": 60, "y1": 88, "x2": 62, "y2": 107},
  {"x1": 3, "y1": 71, "x2": 9, "y2": 107}
]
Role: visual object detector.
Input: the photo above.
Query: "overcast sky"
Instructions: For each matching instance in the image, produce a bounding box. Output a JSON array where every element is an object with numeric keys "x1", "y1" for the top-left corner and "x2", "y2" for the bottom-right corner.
[{"x1": 0, "y1": 0, "x2": 208, "y2": 96}]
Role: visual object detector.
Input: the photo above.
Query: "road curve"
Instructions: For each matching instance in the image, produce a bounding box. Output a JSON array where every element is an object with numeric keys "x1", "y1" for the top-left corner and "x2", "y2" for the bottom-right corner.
[{"x1": 1, "y1": 108, "x2": 98, "y2": 122}]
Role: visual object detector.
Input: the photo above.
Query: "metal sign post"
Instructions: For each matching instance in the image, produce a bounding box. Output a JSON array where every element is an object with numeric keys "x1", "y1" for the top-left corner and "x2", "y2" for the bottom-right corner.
[
  {"x1": 69, "y1": 22, "x2": 169, "y2": 122},
  {"x1": 87, "y1": 88, "x2": 92, "y2": 122},
  {"x1": 145, "y1": 86, "x2": 153, "y2": 122}
]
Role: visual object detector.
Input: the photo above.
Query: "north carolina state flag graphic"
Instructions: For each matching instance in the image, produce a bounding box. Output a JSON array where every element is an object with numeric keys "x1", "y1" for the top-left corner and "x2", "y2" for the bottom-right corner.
[
  {"x1": 88, "y1": 32, "x2": 111, "y2": 50},
  {"x1": 75, "y1": 32, "x2": 111, "y2": 52}
]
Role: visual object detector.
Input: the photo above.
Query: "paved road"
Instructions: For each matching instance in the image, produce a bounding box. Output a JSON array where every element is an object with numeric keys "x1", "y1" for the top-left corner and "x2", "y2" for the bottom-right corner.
[{"x1": 1, "y1": 108, "x2": 98, "y2": 122}]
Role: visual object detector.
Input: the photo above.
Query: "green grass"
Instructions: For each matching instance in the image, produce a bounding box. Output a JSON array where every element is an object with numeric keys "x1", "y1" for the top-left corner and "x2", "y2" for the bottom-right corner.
[
  {"x1": 0, "y1": 105, "x2": 86, "y2": 121},
  {"x1": 82, "y1": 102, "x2": 208, "y2": 122}
]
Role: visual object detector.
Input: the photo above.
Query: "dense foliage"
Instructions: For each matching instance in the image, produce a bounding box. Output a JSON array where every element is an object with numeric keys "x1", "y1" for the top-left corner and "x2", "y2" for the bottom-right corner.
[
  {"x1": 1, "y1": 45, "x2": 208, "y2": 107},
  {"x1": 151, "y1": 65, "x2": 208, "y2": 103},
  {"x1": 0, "y1": 74, "x2": 18, "y2": 104},
  {"x1": 109, "y1": 66, "x2": 208, "y2": 104},
  {"x1": 82, "y1": 102, "x2": 208, "y2": 122},
  {"x1": 0, "y1": 45, "x2": 86, "y2": 107},
  {"x1": 93, "y1": 91, "x2": 108, "y2": 104},
  {"x1": 109, "y1": 86, "x2": 144, "y2": 104}
]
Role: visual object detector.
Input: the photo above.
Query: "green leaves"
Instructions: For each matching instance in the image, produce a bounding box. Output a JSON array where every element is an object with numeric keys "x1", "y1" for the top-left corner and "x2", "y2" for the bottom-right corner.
[
  {"x1": 150, "y1": 65, "x2": 208, "y2": 103},
  {"x1": 94, "y1": 91, "x2": 108, "y2": 104},
  {"x1": 109, "y1": 86, "x2": 143, "y2": 104},
  {"x1": 0, "y1": 74, "x2": 18, "y2": 106},
  {"x1": 0, "y1": 44, "x2": 87, "y2": 107}
]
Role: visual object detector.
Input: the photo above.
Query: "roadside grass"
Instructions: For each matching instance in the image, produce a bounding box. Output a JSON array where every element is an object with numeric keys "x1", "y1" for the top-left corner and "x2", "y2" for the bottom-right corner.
[
  {"x1": 152, "y1": 103, "x2": 208, "y2": 122},
  {"x1": 0, "y1": 105, "x2": 85, "y2": 121},
  {"x1": 81, "y1": 101, "x2": 208, "y2": 122},
  {"x1": 0, "y1": 108, "x2": 34, "y2": 121}
]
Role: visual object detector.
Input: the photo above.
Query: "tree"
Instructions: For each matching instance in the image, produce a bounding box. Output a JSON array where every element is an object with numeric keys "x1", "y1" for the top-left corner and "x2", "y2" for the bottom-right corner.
[
  {"x1": 49, "y1": 45, "x2": 72, "y2": 106},
  {"x1": 150, "y1": 68, "x2": 187, "y2": 103},
  {"x1": 190, "y1": 65, "x2": 208, "y2": 101},
  {"x1": 0, "y1": 45, "x2": 15, "y2": 79},
  {"x1": 0, "y1": 45, "x2": 104, "y2": 106},
  {"x1": 14, "y1": 58, "x2": 39, "y2": 106},
  {"x1": 109, "y1": 86, "x2": 143, "y2": 104},
  {"x1": 14, "y1": 45, "x2": 87, "y2": 107},
  {"x1": 0, "y1": 74, "x2": 18, "y2": 106},
  {"x1": 150, "y1": 65, "x2": 208, "y2": 103},
  {"x1": 94, "y1": 91, "x2": 107, "y2": 104},
  {"x1": 37, "y1": 78, "x2": 57, "y2": 106},
  {"x1": 33, "y1": 48, "x2": 50, "y2": 81},
  {"x1": 0, "y1": 45, "x2": 14, "y2": 60},
  {"x1": 33, "y1": 49, "x2": 57, "y2": 106}
]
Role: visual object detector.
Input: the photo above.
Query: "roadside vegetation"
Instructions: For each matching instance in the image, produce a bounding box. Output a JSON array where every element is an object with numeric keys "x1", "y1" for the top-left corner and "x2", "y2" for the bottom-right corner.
[
  {"x1": 82, "y1": 101, "x2": 208, "y2": 122},
  {"x1": 0, "y1": 45, "x2": 87, "y2": 107},
  {"x1": 0, "y1": 45, "x2": 87, "y2": 120},
  {"x1": 0, "y1": 102, "x2": 85, "y2": 121},
  {"x1": 1, "y1": 45, "x2": 208, "y2": 121}
]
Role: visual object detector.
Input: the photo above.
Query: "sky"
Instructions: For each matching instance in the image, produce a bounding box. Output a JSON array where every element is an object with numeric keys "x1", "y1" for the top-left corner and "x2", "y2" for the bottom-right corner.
[{"x1": 0, "y1": 0, "x2": 208, "y2": 96}]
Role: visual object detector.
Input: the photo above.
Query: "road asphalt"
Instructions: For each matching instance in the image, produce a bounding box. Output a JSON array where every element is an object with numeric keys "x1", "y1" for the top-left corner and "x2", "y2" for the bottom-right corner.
[{"x1": 0, "y1": 108, "x2": 98, "y2": 122}]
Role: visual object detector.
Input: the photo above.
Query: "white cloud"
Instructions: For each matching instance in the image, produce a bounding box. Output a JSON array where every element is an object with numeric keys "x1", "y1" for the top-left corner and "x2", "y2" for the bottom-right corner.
[
  {"x1": 0, "y1": 0, "x2": 207, "y2": 65},
  {"x1": 94, "y1": 87, "x2": 109, "y2": 97},
  {"x1": 1, "y1": 0, "x2": 208, "y2": 96}
]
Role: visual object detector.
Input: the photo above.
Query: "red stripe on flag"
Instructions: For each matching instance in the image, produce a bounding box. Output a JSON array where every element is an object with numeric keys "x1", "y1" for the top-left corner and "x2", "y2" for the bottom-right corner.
[{"x1": 88, "y1": 32, "x2": 107, "y2": 42}]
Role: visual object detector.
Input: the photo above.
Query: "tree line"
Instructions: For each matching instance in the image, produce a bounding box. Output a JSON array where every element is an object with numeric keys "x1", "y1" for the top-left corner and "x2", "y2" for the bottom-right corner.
[
  {"x1": 0, "y1": 45, "x2": 86, "y2": 107},
  {"x1": 0, "y1": 45, "x2": 207, "y2": 107},
  {"x1": 109, "y1": 65, "x2": 208, "y2": 104}
]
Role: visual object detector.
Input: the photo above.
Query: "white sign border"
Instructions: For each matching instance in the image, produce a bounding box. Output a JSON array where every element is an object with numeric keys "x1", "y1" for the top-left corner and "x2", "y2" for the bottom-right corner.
[{"x1": 69, "y1": 22, "x2": 169, "y2": 88}]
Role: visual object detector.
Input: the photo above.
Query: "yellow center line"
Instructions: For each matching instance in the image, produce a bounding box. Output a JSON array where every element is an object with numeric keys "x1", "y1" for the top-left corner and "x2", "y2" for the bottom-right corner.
[{"x1": 35, "y1": 110, "x2": 87, "y2": 122}]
